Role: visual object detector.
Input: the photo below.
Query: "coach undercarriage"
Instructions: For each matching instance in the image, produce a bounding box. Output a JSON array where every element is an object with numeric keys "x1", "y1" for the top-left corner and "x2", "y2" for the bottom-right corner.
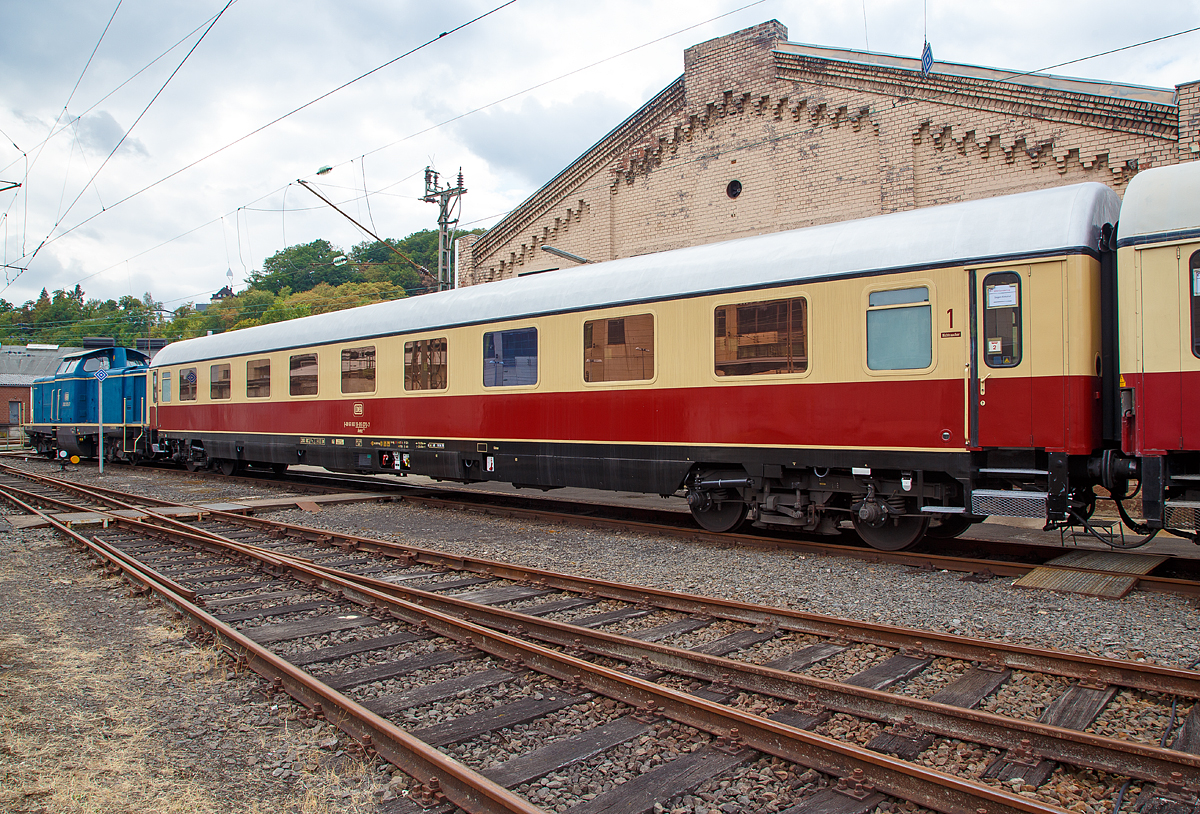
[{"x1": 112, "y1": 427, "x2": 1200, "y2": 552}]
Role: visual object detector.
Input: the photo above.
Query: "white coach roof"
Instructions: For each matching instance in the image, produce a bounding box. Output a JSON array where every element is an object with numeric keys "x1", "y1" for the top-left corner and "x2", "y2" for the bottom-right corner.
[
  {"x1": 153, "y1": 182, "x2": 1119, "y2": 367},
  {"x1": 1116, "y1": 160, "x2": 1200, "y2": 246}
]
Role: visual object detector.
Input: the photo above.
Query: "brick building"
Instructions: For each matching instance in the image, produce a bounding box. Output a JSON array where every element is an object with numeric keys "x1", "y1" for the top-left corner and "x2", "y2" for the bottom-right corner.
[
  {"x1": 0, "y1": 344, "x2": 80, "y2": 439},
  {"x1": 458, "y1": 20, "x2": 1200, "y2": 285}
]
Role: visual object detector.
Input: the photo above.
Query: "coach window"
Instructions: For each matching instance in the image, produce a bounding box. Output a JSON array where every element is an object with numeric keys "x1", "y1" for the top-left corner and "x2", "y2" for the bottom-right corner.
[
  {"x1": 483, "y1": 327, "x2": 537, "y2": 387},
  {"x1": 162, "y1": 371, "x2": 172, "y2": 403},
  {"x1": 866, "y1": 286, "x2": 932, "y2": 370},
  {"x1": 405, "y1": 338, "x2": 447, "y2": 390},
  {"x1": 341, "y1": 346, "x2": 375, "y2": 394},
  {"x1": 179, "y1": 367, "x2": 197, "y2": 401},
  {"x1": 246, "y1": 359, "x2": 270, "y2": 398},
  {"x1": 210, "y1": 363, "x2": 231, "y2": 400},
  {"x1": 290, "y1": 353, "x2": 319, "y2": 396},
  {"x1": 584, "y1": 314, "x2": 654, "y2": 382},
  {"x1": 714, "y1": 297, "x2": 807, "y2": 377},
  {"x1": 983, "y1": 272, "x2": 1022, "y2": 368}
]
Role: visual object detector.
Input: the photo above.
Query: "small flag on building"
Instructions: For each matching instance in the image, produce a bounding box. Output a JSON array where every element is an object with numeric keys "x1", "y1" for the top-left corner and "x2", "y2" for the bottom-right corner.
[{"x1": 921, "y1": 41, "x2": 934, "y2": 75}]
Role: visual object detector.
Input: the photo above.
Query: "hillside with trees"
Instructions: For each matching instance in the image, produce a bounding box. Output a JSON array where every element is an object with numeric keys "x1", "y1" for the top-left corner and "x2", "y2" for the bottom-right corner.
[{"x1": 0, "y1": 229, "x2": 480, "y2": 347}]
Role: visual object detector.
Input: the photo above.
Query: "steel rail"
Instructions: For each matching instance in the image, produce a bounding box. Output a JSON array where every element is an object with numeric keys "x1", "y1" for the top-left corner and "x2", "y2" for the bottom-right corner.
[
  {"x1": 5, "y1": 460, "x2": 1198, "y2": 595},
  {"x1": 280, "y1": 552, "x2": 1200, "y2": 786},
  {"x1": 205, "y1": 540, "x2": 1080, "y2": 814},
  {"x1": 3, "y1": 463, "x2": 1197, "y2": 698},
  {"x1": 1, "y1": 482, "x2": 1080, "y2": 814},
  {"x1": 186, "y1": 506, "x2": 1200, "y2": 698},
  {"x1": 94, "y1": 499, "x2": 1195, "y2": 787},
  {"x1": 0, "y1": 486, "x2": 550, "y2": 814},
  {"x1": 22, "y1": 480, "x2": 1176, "y2": 784},
  {"x1": 0, "y1": 486, "x2": 197, "y2": 602}
]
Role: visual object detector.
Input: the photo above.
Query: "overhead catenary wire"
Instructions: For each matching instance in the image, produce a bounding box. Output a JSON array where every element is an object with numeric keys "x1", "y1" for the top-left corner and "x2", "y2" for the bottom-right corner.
[
  {"x1": 5, "y1": 0, "x2": 518, "y2": 285},
  {"x1": 21, "y1": 13, "x2": 1200, "y2": 312},
  {"x1": 17, "y1": 0, "x2": 124, "y2": 207},
  {"x1": 49, "y1": 1, "x2": 769, "y2": 300},
  {"x1": 0, "y1": 8, "x2": 224, "y2": 179},
  {"x1": 11, "y1": 0, "x2": 240, "y2": 297}
]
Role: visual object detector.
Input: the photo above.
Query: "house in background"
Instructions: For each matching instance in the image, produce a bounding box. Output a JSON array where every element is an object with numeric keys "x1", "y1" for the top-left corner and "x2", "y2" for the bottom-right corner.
[{"x1": 0, "y1": 344, "x2": 81, "y2": 439}]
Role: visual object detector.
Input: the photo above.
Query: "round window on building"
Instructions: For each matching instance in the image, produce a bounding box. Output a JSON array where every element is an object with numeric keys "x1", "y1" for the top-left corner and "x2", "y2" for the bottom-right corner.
[{"x1": 726, "y1": 180, "x2": 742, "y2": 199}]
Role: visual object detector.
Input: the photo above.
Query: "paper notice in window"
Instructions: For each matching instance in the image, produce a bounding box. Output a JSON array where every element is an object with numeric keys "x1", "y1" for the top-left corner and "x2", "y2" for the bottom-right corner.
[
  {"x1": 987, "y1": 338, "x2": 1003, "y2": 353},
  {"x1": 987, "y1": 284, "x2": 1018, "y2": 308}
]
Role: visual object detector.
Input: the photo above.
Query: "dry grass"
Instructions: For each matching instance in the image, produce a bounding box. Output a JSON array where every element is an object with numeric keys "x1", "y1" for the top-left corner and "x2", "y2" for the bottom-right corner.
[
  {"x1": 0, "y1": 625, "x2": 229, "y2": 813},
  {"x1": 0, "y1": 545, "x2": 389, "y2": 814}
]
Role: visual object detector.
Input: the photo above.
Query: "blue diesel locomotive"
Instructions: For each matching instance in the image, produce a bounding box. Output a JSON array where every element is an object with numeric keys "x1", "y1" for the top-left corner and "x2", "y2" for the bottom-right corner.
[{"x1": 26, "y1": 346, "x2": 151, "y2": 462}]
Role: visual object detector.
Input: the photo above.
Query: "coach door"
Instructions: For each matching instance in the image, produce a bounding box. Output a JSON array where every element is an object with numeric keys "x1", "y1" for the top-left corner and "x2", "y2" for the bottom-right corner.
[{"x1": 971, "y1": 267, "x2": 1033, "y2": 448}]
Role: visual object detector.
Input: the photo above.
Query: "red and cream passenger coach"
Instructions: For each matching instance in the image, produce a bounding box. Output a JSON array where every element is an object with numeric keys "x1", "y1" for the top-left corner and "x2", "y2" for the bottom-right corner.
[{"x1": 147, "y1": 162, "x2": 1200, "y2": 550}]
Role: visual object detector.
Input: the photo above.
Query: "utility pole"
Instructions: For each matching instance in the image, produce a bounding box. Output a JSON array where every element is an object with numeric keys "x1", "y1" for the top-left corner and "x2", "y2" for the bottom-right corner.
[{"x1": 422, "y1": 167, "x2": 466, "y2": 291}]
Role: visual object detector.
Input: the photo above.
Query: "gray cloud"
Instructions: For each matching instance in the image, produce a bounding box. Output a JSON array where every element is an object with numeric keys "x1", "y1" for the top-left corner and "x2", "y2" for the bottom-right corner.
[
  {"x1": 452, "y1": 92, "x2": 632, "y2": 187},
  {"x1": 72, "y1": 110, "x2": 148, "y2": 158}
]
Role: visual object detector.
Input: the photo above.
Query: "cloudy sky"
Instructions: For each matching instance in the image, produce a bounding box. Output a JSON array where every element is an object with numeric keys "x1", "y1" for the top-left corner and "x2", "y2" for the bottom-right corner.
[{"x1": 1, "y1": 0, "x2": 1198, "y2": 312}]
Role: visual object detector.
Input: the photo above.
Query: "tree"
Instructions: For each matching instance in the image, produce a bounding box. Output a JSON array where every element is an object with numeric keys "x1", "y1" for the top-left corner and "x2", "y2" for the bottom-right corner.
[{"x1": 247, "y1": 239, "x2": 352, "y2": 294}]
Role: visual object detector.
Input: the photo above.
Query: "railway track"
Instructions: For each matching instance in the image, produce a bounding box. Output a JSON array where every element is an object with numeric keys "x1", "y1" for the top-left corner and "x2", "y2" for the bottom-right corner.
[
  {"x1": 1, "y1": 466, "x2": 1198, "y2": 814},
  {"x1": 6, "y1": 455, "x2": 1199, "y2": 598}
]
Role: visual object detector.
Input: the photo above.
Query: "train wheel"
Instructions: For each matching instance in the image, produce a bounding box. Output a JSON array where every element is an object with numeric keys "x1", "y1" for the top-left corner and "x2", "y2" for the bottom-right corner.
[
  {"x1": 924, "y1": 514, "x2": 978, "y2": 539},
  {"x1": 185, "y1": 459, "x2": 203, "y2": 472},
  {"x1": 853, "y1": 514, "x2": 929, "y2": 551},
  {"x1": 689, "y1": 499, "x2": 747, "y2": 533},
  {"x1": 271, "y1": 463, "x2": 288, "y2": 475},
  {"x1": 217, "y1": 459, "x2": 239, "y2": 476}
]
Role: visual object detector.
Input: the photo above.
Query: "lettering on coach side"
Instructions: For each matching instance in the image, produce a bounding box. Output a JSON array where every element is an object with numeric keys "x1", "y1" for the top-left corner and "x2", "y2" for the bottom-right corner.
[{"x1": 299, "y1": 436, "x2": 327, "y2": 445}]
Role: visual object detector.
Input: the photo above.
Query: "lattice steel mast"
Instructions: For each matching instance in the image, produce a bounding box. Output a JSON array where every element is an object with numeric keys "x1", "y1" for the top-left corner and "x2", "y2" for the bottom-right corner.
[{"x1": 422, "y1": 167, "x2": 466, "y2": 291}]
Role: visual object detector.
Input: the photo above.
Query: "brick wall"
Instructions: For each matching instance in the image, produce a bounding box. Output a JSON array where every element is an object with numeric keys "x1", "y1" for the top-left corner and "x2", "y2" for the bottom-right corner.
[
  {"x1": 460, "y1": 21, "x2": 1197, "y2": 285},
  {"x1": 0, "y1": 385, "x2": 29, "y2": 430}
]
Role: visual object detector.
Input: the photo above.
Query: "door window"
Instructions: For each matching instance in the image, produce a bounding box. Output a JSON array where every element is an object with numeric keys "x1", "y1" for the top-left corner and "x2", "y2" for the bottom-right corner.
[
  {"x1": 1190, "y1": 251, "x2": 1200, "y2": 358},
  {"x1": 983, "y1": 271, "x2": 1022, "y2": 368}
]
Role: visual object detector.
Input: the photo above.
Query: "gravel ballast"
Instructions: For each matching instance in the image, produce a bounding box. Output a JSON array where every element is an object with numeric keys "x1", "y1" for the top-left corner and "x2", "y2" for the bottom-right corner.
[{"x1": 2, "y1": 460, "x2": 1199, "y2": 813}]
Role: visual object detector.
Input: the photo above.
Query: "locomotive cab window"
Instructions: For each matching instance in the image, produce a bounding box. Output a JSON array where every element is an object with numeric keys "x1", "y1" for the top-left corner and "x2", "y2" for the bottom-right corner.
[
  {"x1": 246, "y1": 359, "x2": 270, "y2": 398},
  {"x1": 210, "y1": 364, "x2": 231, "y2": 400},
  {"x1": 290, "y1": 354, "x2": 319, "y2": 396},
  {"x1": 179, "y1": 367, "x2": 197, "y2": 401},
  {"x1": 341, "y1": 346, "x2": 375, "y2": 394},
  {"x1": 584, "y1": 314, "x2": 654, "y2": 382},
  {"x1": 1191, "y1": 251, "x2": 1200, "y2": 359},
  {"x1": 483, "y1": 327, "x2": 537, "y2": 387},
  {"x1": 714, "y1": 297, "x2": 807, "y2": 377},
  {"x1": 405, "y1": 338, "x2": 447, "y2": 391},
  {"x1": 866, "y1": 287, "x2": 932, "y2": 371},
  {"x1": 161, "y1": 371, "x2": 172, "y2": 403},
  {"x1": 983, "y1": 271, "x2": 1022, "y2": 368},
  {"x1": 82, "y1": 355, "x2": 111, "y2": 372}
]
